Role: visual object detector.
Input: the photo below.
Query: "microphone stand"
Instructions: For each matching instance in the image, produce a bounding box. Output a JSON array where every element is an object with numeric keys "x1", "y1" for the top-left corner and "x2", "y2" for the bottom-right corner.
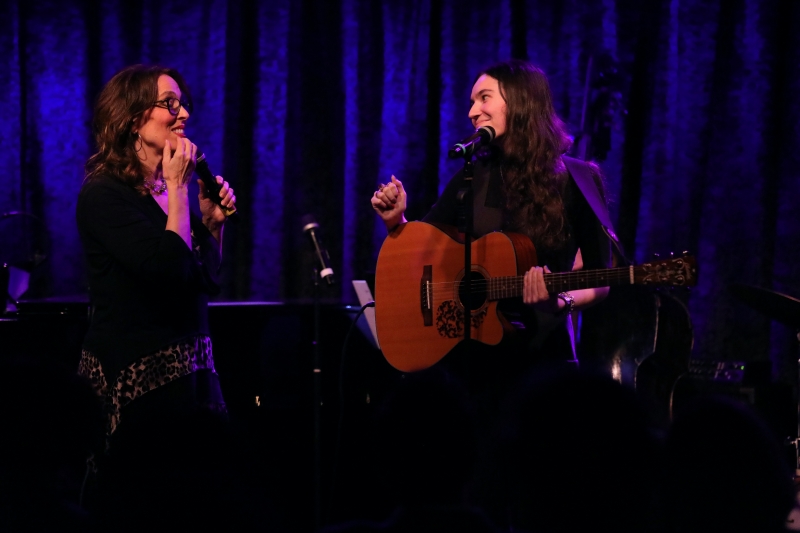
[
  {"x1": 301, "y1": 214, "x2": 334, "y2": 530},
  {"x1": 455, "y1": 153, "x2": 475, "y2": 353},
  {"x1": 448, "y1": 127, "x2": 493, "y2": 356},
  {"x1": 312, "y1": 267, "x2": 322, "y2": 531}
]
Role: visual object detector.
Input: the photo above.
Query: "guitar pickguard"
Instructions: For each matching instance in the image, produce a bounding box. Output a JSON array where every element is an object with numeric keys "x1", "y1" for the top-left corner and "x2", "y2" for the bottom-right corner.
[{"x1": 435, "y1": 300, "x2": 488, "y2": 339}]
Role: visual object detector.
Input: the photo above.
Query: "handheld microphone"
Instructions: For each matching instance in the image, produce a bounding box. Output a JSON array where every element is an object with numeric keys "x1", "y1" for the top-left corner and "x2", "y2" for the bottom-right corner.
[
  {"x1": 301, "y1": 214, "x2": 335, "y2": 285},
  {"x1": 196, "y1": 152, "x2": 237, "y2": 218},
  {"x1": 447, "y1": 125, "x2": 496, "y2": 159}
]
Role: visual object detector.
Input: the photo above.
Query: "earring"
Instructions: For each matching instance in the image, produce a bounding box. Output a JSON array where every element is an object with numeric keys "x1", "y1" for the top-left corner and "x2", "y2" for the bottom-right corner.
[{"x1": 133, "y1": 132, "x2": 143, "y2": 153}]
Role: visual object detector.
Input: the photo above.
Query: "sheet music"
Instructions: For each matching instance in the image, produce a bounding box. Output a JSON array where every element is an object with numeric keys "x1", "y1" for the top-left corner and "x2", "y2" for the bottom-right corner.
[{"x1": 352, "y1": 280, "x2": 379, "y2": 349}]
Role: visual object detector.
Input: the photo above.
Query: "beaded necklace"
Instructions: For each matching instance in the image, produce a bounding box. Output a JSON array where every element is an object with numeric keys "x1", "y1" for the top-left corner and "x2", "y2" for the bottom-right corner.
[{"x1": 143, "y1": 178, "x2": 167, "y2": 195}]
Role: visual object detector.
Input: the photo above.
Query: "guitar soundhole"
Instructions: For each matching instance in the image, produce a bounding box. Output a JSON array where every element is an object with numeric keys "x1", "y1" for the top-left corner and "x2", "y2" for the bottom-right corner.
[
  {"x1": 434, "y1": 271, "x2": 490, "y2": 339},
  {"x1": 458, "y1": 271, "x2": 487, "y2": 311}
]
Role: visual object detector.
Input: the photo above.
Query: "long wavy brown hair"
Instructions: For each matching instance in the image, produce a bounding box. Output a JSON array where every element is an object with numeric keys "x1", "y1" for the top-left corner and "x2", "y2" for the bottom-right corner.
[
  {"x1": 479, "y1": 60, "x2": 573, "y2": 250},
  {"x1": 84, "y1": 64, "x2": 192, "y2": 194}
]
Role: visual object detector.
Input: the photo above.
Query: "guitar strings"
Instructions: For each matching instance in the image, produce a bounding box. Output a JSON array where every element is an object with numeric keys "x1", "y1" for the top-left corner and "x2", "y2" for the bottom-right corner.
[
  {"x1": 421, "y1": 269, "x2": 641, "y2": 305},
  {"x1": 420, "y1": 265, "x2": 638, "y2": 283},
  {"x1": 421, "y1": 273, "x2": 628, "y2": 289},
  {"x1": 420, "y1": 269, "x2": 634, "y2": 290},
  {"x1": 400, "y1": 255, "x2": 690, "y2": 306}
]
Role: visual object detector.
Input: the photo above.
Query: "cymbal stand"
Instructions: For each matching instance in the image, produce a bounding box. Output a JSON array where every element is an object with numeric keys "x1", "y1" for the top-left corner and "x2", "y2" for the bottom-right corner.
[{"x1": 795, "y1": 330, "x2": 800, "y2": 474}]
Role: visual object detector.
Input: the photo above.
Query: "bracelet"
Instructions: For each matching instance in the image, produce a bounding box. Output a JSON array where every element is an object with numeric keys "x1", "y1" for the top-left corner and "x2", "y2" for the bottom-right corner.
[{"x1": 557, "y1": 292, "x2": 575, "y2": 316}]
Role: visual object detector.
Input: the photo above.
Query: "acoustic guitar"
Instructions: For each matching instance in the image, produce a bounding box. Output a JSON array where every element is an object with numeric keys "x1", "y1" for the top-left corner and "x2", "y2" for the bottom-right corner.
[{"x1": 374, "y1": 221, "x2": 698, "y2": 372}]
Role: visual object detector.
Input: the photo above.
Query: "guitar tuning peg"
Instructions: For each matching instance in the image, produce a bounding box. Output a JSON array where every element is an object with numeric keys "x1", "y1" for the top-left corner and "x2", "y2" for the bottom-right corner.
[
  {"x1": 682, "y1": 250, "x2": 690, "y2": 257},
  {"x1": 652, "y1": 253, "x2": 660, "y2": 259},
  {"x1": 670, "y1": 251, "x2": 675, "y2": 258}
]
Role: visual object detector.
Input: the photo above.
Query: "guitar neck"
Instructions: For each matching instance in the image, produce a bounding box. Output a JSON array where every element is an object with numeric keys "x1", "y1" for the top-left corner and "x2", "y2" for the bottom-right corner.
[
  {"x1": 487, "y1": 266, "x2": 637, "y2": 300},
  {"x1": 545, "y1": 267, "x2": 639, "y2": 293}
]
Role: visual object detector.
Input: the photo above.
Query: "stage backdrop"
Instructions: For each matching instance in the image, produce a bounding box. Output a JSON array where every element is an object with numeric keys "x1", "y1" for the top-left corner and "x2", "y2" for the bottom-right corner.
[{"x1": 1, "y1": 0, "x2": 798, "y2": 374}]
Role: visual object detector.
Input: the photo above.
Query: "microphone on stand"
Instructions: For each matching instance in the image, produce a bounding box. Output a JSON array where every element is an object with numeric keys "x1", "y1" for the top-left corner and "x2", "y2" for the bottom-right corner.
[
  {"x1": 447, "y1": 125, "x2": 496, "y2": 159},
  {"x1": 196, "y1": 151, "x2": 237, "y2": 218},
  {"x1": 302, "y1": 214, "x2": 335, "y2": 285}
]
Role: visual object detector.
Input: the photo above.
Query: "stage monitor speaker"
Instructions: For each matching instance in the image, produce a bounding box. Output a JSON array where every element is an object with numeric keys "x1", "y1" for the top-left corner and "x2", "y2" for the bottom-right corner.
[{"x1": 671, "y1": 359, "x2": 795, "y2": 441}]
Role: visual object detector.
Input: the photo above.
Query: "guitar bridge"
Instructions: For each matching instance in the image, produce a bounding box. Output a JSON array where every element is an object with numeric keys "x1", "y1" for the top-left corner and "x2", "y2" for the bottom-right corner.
[{"x1": 421, "y1": 265, "x2": 432, "y2": 326}]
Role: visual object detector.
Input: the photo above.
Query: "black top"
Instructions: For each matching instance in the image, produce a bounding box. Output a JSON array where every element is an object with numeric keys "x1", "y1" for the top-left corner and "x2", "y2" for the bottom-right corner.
[
  {"x1": 422, "y1": 152, "x2": 611, "y2": 364},
  {"x1": 423, "y1": 153, "x2": 610, "y2": 273},
  {"x1": 76, "y1": 177, "x2": 221, "y2": 379}
]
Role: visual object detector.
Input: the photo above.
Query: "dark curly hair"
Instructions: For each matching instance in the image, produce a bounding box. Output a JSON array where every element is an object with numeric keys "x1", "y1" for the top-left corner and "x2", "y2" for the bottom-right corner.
[
  {"x1": 84, "y1": 64, "x2": 192, "y2": 194},
  {"x1": 479, "y1": 60, "x2": 574, "y2": 250}
]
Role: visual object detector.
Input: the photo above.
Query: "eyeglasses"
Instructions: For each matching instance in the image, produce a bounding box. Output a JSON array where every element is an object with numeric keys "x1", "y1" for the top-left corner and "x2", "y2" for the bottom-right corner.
[{"x1": 152, "y1": 97, "x2": 192, "y2": 116}]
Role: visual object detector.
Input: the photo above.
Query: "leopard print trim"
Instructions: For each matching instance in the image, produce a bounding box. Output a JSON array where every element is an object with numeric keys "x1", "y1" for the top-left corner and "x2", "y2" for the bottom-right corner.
[{"x1": 78, "y1": 336, "x2": 221, "y2": 441}]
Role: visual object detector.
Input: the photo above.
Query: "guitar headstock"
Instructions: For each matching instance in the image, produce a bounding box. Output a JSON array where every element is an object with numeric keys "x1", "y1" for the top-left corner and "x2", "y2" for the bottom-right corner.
[{"x1": 633, "y1": 253, "x2": 698, "y2": 287}]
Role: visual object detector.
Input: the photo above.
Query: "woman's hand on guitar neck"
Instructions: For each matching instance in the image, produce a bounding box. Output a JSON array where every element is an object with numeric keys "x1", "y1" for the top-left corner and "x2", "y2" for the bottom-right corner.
[
  {"x1": 523, "y1": 266, "x2": 562, "y2": 313},
  {"x1": 371, "y1": 175, "x2": 407, "y2": 231},
  {"x1": 524, "y1": 265, "x2": 610, "y2": 314}
]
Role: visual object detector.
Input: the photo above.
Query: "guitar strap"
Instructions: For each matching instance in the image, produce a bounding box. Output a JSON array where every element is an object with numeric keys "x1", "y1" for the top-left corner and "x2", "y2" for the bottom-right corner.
[{"x1": 563, "y1": 156, "x2": 629, "y2": 265}]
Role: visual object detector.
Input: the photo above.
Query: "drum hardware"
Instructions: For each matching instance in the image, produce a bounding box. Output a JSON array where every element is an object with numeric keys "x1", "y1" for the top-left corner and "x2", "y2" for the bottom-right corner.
[{"x1": 731, "y1": 284, "x2": 800, "y2": 472}]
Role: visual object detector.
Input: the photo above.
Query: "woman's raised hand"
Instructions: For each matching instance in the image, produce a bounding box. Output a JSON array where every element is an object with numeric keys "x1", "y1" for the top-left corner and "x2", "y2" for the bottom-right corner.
[
  {"x1": 371, "y1": 175, "x2": 407, "y2": 230},
  {"x1": 161, "y1": 138, "x2": 196, "y2": 189}
]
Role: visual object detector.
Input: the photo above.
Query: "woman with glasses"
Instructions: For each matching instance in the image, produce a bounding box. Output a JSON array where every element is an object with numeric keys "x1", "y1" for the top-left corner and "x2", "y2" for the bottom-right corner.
[{"x1": 76, "y1": 64, "x2": 236, "y2": 528}]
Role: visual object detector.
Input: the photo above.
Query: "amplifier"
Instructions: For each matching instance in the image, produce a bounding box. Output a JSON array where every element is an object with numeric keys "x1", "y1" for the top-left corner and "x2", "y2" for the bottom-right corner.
[{"x1": 686, "y1": 358, "x2": 771, "y2": 385}]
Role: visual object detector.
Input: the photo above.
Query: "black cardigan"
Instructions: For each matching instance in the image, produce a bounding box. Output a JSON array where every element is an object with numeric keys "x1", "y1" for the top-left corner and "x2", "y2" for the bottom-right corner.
[{"x1": 76, "y1": 177, "x2": 221, "y2": 379}]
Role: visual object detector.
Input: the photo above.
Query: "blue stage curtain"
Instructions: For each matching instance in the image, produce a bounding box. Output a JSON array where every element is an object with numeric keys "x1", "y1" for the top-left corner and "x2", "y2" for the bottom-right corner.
[{"x1": 1, "y1": 0, "x2": 798, "y2": 373}]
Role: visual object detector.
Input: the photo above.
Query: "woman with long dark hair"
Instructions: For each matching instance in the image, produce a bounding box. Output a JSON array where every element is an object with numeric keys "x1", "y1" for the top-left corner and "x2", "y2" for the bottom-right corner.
[
  {"x1": 371, "y1": 59, "x2": 611, "y2": 375},
  {"x1": 364, "y1": 57, "x2": 617, "y2": 533},
  {"x1": 77, "y1": 64, "x2": 236, "y2": 527}
]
